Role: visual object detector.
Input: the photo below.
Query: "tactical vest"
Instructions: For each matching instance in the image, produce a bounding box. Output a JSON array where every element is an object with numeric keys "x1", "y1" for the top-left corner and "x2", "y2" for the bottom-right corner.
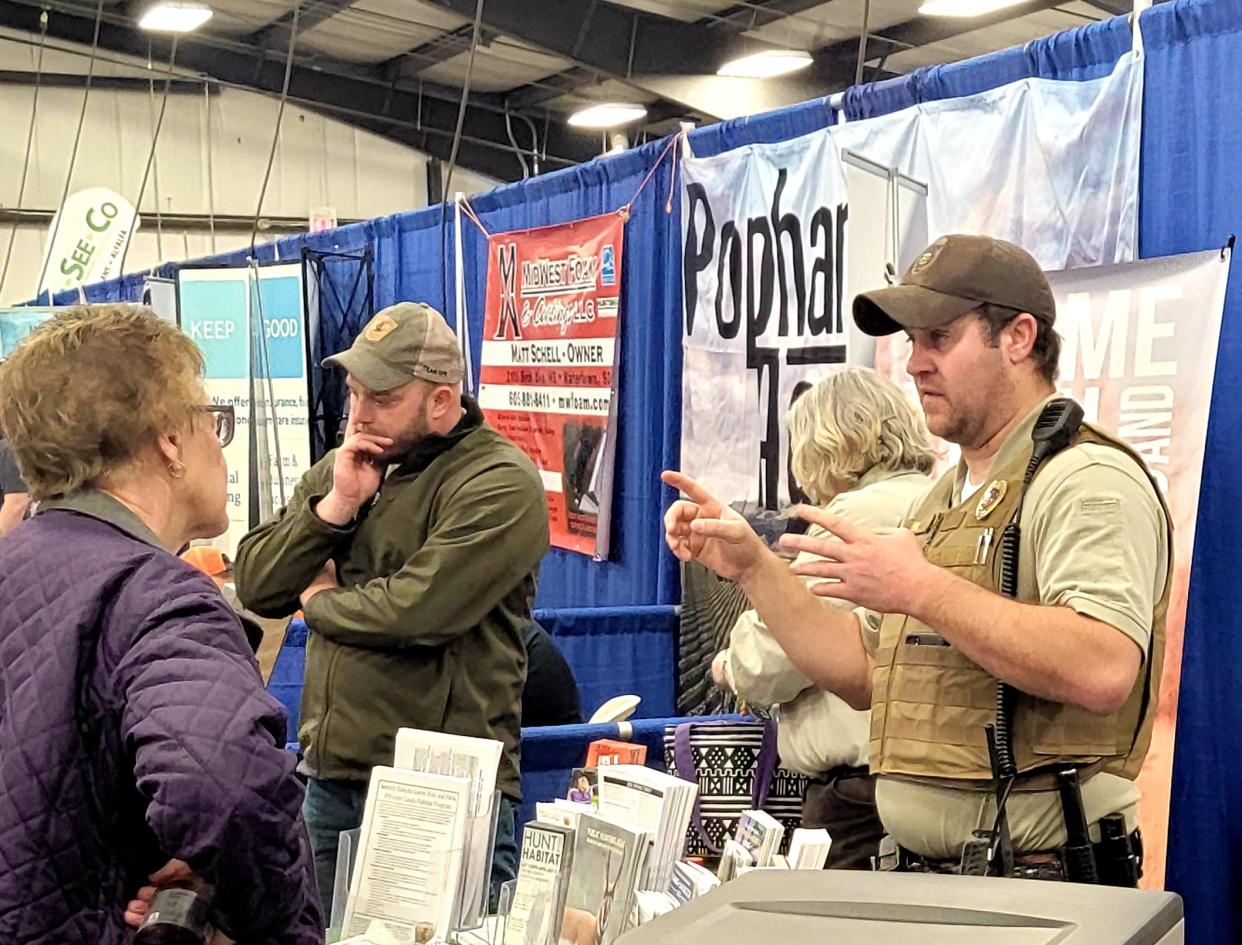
[{"x1": 869, "y1": 420, "x2": 1172, "y2": 784}]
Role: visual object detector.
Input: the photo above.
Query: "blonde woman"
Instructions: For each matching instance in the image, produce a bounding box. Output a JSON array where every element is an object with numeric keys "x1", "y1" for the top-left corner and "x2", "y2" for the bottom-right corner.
[{"x1": 712, "y1": 366, "x2": 935, "y2": 869}]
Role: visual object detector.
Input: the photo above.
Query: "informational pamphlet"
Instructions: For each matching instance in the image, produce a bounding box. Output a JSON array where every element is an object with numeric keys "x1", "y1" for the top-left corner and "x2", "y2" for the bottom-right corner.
[
  {"x1": 503, "y1": 821, "x2": 574, "y2": 945},
  {"x1": 342, "y1": 767, "x2": 470, "y2": 944}
]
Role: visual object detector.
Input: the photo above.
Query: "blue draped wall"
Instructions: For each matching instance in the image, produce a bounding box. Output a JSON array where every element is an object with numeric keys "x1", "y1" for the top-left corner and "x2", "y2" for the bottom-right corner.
[
  {"x1": 1139, "y1": 7, "x2": 1242, "y2": 945},
  {"x1": 42, "y1": 3, "x2": 1242, "y2": 937}
]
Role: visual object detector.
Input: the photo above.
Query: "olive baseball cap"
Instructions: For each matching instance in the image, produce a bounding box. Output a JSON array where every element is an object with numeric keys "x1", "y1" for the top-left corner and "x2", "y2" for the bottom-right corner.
[
  {"x1": 853, "y1": 234, "x2": 1056, "y2": 337},
  {"x1": 323, "y1": 301, "x2": 465, "y2": 391}
]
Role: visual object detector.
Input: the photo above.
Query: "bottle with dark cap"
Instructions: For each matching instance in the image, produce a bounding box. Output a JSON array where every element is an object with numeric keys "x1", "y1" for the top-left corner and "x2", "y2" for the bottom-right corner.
[{"x1": 134, "y1": 883, "x2": 214, "y2": 945}]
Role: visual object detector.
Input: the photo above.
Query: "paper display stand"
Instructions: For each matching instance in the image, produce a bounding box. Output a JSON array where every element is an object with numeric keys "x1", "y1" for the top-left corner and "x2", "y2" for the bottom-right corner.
[
  {"x1": 331, "y1": 827, "x2": 363, "y2": 932},
  {"x1": 452, "y1": 789, "x2": 503, "y2": 936},
  {"x1": 334, "y1": 790, "x2": 505, "y2": 945},
  {"x1": 472, "y1": 790, "x2": 505, "y2": 929},
  {"x1": 492, "y1": 881, "x2": 517, "y2": 945}
]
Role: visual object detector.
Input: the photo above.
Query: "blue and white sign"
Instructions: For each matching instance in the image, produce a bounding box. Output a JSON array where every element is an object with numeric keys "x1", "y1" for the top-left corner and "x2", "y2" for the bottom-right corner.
[
  {"x1": 182, "y1": 278, "x2": 249, "y2": 379},
  {"x1": 252, "y1": 266, "x2": 312, "y2": 513},
  {"x1": 177, "y1": 263, "x2": 312, "y2": 554},
  {"x1": 178, "y1": 268, "x2": 253, "y2": 553}
]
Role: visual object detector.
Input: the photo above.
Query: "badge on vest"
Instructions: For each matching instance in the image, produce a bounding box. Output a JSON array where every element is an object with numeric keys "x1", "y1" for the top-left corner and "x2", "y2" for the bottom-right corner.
[{"x1": 975, "y1": 479, "x2": 1008, "y2": 520}]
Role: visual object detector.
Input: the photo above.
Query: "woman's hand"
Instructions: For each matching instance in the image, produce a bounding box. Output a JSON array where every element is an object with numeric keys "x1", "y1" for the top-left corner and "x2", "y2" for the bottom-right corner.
[
  {"x1": 123, "y1": 858, "x2": 198, "y2": 928},
  {"x1": 123, "y1": 859, "x2": 236, "y2": 944}
]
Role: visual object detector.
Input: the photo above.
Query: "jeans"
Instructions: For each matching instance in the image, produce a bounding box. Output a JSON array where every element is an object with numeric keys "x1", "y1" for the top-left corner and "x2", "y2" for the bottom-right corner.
[
  {"x1": 303, "y1": 778, "x2": 368, "y2": 923},
  {"x1": 304, "y1": 776, "x2": 520, "y2": 921},
  {"x1": 490, "y1": 791, "x2": 519, "y2": 908}
]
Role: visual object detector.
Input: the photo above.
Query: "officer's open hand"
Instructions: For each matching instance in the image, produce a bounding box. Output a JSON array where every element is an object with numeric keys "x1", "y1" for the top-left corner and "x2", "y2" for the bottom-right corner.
[
  {"x1": 781, "y1": 506, "x2": 936, "y2": 615},
  {"x1": 661, "y1": 471, "x2": 769, "y2": 583}
]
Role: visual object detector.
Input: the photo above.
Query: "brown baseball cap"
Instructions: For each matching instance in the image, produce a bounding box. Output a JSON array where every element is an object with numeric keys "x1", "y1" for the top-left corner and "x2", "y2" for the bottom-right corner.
[
  {"x1": 324, "y1": 301, "x2": 465, "y2": 392},
  {"x1": 853, "y1": 234, "x2": 1056, "y2": 337}
]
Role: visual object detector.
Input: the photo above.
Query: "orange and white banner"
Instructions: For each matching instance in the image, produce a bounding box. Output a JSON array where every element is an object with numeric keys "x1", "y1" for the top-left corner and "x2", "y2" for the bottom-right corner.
[
  {"x1": 877, "y1": 248, "x2": 1230, "y2": 888},
  {"x1": 478, "y1": 212, "x2": 624, "y2": 559}
]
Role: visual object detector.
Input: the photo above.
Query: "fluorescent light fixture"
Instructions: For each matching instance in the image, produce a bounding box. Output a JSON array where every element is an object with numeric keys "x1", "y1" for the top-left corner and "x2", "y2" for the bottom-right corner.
[
  {"x1": 138, "y1": 2, "x2": 214, "y2": 33},
  {"x1": 717, "y1": 49, "x2": 813, "y2": 78},
  {"x1": 568, "y1": 103, "x2": 648, "y2": 129},
  {"x1": 918, "y1": 0, "x2": 1025, "y2": 16}
]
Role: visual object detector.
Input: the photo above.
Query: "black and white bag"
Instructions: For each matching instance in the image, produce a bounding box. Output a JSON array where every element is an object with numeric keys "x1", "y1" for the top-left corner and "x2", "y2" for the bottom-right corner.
[{"x1": 664, "y1": 718, "x2": 807, "y2": 856}]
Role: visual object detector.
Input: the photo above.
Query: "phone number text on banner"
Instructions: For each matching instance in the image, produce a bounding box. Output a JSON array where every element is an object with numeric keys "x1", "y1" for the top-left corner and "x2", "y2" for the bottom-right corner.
[{"x1": 478, "y1": 212, "x2": 624, "y2": 559}]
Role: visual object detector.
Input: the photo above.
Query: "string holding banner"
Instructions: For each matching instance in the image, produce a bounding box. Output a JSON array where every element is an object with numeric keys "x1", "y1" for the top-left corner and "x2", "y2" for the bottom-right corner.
[
  {"x1": 453, "y1": 193, "x2": 477, "y2": 394},
  {"x1": 458, "y1": 196, "x2": 491, "y2": 238},
  {"x1": 618, "y1": 132, "x2": 684, "y2": 220}
]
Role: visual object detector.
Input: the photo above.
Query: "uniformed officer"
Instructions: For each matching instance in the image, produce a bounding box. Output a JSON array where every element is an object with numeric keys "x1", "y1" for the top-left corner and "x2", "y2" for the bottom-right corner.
[{"x1": 663, "y1": 234, "x2": 1171, "y2": 883}]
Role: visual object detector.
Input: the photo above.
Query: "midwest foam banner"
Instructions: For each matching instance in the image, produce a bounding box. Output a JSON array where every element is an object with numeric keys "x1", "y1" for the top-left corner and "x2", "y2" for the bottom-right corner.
[{"x1": 477, "y1": 211, "x2": 624, "y2": 559}]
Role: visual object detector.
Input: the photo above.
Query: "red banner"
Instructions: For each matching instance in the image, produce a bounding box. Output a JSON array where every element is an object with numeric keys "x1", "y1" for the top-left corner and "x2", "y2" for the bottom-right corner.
[{"x1": 478, "y1": 212, "x2": 624, "y2": 558}]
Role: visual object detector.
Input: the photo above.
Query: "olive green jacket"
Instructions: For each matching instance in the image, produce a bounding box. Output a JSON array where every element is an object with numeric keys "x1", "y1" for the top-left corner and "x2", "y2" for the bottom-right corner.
[{"x1": 235, "y1": 398, "x2": 549, "y2": 799}]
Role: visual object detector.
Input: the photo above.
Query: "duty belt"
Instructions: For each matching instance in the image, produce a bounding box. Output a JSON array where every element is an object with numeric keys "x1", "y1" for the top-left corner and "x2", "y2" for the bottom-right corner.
[
  {"x1": 881, "y1": 828, "x2": 1143, "y2": 887},
  {"x1": 900, "y1": 848, "x2": 1069, "y2": 883}
]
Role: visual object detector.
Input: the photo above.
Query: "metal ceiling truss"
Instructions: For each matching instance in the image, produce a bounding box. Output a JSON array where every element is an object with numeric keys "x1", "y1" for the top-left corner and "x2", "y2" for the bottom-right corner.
[
  {"x1": 0, "y1": 0, "x2": 597, "y2": 181},
  {"x1": 423, "y1": 0, "x2": 774, "y2": 80},
  {"x1": 805, "y1": 0, "x2": 1072, "y2": 91},
  {"x1": 0, "y1": 0, "x2": 1144, "y2": 183},
  {"x1": 247, "y1": 0, "x2": 362, "y2": 50},
  {"x1": 501, "y1": 0, "x2": 1081, "y2": 114},
  {"x1": 0, "y1": 69, "x2": 208, "y2": 93},
  {"x1": 381, "y1": 23, "x2": 500, "y2": 79}
]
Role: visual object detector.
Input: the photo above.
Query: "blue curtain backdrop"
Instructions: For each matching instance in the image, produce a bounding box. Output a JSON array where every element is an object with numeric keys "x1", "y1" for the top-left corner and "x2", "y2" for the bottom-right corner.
[
  {"x1": 37, "y1": 3, "x2": 1242, "y2": 937},
  {"x1": 1139, "y1": 6, "x2": 1242, "y2": 945}
]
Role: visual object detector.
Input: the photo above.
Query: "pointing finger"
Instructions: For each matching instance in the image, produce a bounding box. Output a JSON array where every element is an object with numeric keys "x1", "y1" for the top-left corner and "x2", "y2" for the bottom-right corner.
[{"x1": 661, "y1": 471, "x2": 723, "y2": 516}]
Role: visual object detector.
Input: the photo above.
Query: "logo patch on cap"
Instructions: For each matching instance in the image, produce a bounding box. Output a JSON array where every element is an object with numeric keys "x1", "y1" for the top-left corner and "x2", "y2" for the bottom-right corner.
[
  {"x1": 910, "y1": 236, "x2": 949, "y2": 276},
  {"x1": 364, "y1": 314, "x2": 398, "y2": 342}
]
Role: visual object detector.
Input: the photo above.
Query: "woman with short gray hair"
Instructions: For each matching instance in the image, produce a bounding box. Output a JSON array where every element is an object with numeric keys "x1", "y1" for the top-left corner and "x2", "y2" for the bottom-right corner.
[{"x1": 714, "y1": 366, "x2": 934, "y2": 868}]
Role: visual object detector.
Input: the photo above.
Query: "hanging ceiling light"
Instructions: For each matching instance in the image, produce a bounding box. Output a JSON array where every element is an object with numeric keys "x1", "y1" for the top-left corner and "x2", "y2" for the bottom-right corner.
[
  {"x1": 918, "y1": 0, "x2": 1025, "y2": 16},
  {"x1": 138, "y1": 2, "x2": 215, "y2": 33},
  {"x1": 717, "y1": 49, "x2": 813, "y2": 79},
  {"x1": 568, "y1": 103, "x2": 648, "y2": 129}
]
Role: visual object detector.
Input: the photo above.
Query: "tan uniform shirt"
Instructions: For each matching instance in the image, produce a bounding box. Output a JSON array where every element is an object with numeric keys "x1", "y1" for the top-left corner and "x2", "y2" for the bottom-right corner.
[
  {"x1": 859, "y1": 396, "x2": 1170, "y2": 858},
  {"x1": 722, "y1": 469, "x2": 931, "y2": 777}
]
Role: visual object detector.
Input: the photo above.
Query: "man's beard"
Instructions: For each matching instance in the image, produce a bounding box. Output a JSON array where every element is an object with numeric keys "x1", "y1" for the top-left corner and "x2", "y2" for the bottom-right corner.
[{"x1": 374, "y1": 414, "x2": 431, "y2": 463}]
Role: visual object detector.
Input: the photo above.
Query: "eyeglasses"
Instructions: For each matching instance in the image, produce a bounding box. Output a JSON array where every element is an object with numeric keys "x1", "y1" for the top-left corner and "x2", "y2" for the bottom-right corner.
[{"x1": 195, "y1": 404, "x2": 235, "y2": 447}]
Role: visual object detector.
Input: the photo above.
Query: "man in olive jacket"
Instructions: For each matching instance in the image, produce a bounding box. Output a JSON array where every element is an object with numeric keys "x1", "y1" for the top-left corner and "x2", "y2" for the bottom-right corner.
[{"x1": 235, "y1": 302, "x2": 549, "y2": 916}]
